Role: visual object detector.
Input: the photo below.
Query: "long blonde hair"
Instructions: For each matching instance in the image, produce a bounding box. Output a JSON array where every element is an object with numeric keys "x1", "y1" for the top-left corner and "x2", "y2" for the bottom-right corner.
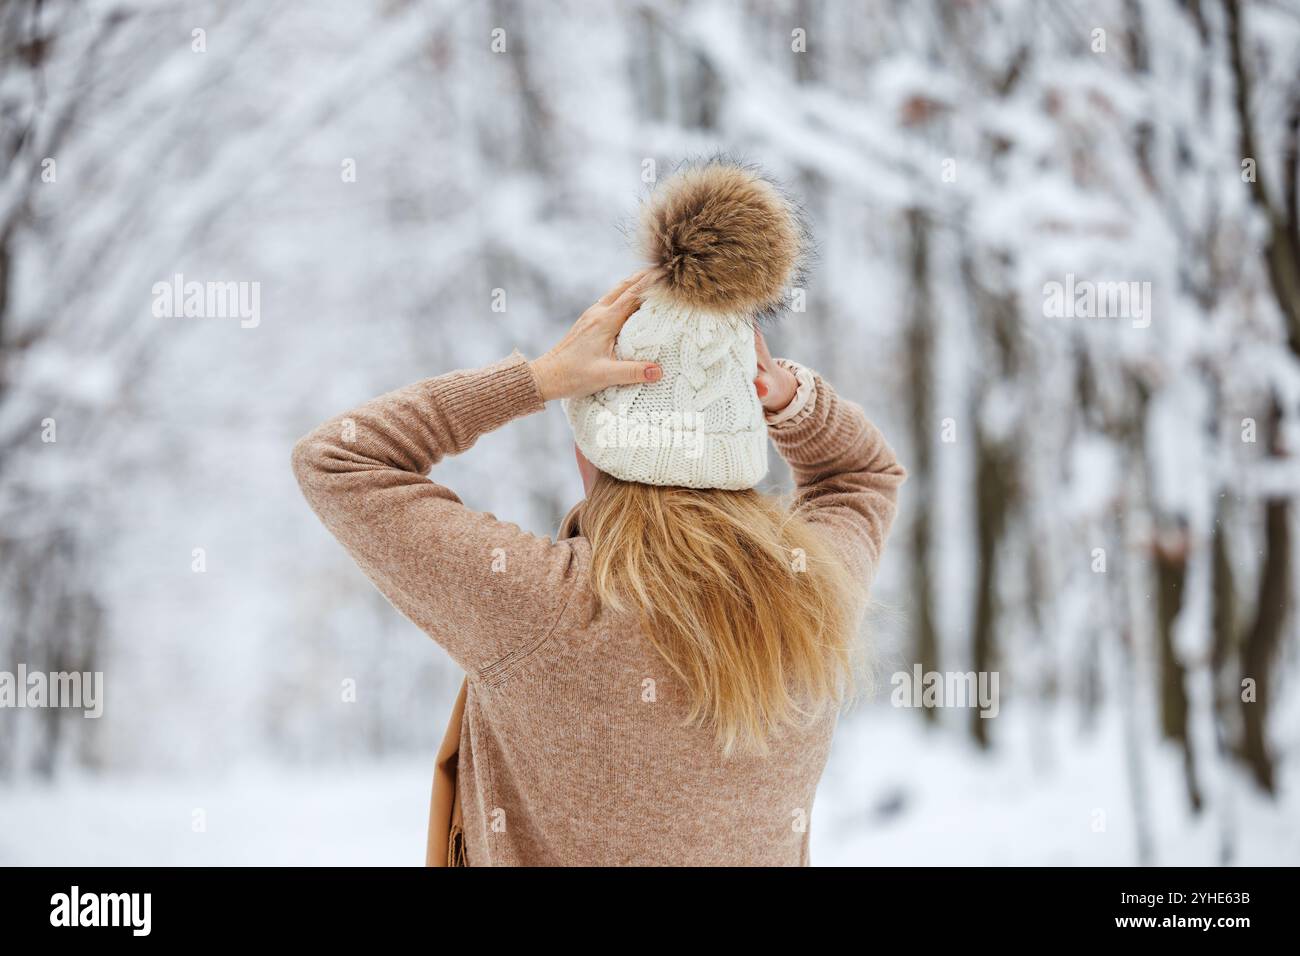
[{"x1": 579, "y1": 473, "x2": 866, "y2": 757}]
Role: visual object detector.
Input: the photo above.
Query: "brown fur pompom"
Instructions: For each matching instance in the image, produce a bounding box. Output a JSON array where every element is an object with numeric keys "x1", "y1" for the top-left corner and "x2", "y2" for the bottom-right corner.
[{"x1": 638, "y1": 159, "x2": 806, "y2": 320}]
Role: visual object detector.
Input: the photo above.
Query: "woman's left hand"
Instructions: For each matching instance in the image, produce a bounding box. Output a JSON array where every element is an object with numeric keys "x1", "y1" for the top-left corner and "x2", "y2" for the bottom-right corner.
[
  {"x1": 753, "y1": 329, "x2": 798, "y2": 414},
  {"x1": 529, "y1": 270, "x2": 663, "y2": 401}
]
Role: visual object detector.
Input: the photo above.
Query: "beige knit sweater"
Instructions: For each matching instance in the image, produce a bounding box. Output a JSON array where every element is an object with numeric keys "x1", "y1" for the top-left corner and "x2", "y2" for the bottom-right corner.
[{"x1": 291, "y1": 350, "x2": 905, "y2": 866}]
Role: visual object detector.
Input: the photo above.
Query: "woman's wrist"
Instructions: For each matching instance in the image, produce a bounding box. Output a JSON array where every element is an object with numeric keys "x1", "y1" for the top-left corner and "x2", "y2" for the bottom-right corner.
[
  {"x1": 528, "y1": 354, "x2": 558, "y2": 402},
  {"x1": 765, "y1": 359, "x2": 815, "y2": 425}
]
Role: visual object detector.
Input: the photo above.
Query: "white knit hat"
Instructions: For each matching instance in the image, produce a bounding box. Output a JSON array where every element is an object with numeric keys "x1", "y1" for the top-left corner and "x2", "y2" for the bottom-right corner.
[{"x1": 564, "y1": 160, "x2": 807, "y2": 490}]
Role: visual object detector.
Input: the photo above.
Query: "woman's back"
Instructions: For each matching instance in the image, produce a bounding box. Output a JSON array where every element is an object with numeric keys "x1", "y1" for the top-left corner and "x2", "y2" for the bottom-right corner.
[{"x1": 461, "y1": 587, "x2": 837, "y2": 866}]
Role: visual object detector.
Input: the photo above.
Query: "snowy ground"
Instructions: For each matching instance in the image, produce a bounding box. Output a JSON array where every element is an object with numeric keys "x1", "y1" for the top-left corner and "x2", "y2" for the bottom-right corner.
[{"x1": 2, "y1": 703, "x2": 1295, "y2": 866}]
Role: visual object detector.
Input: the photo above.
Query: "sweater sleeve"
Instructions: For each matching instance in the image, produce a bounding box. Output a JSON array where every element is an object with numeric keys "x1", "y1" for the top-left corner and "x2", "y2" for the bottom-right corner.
[
  {"x1": 290, "y1": 350, "x2": 582, "y2": 680},
  {"x1": 766, "y1": 358, "x2": 907, "y2": 585}
]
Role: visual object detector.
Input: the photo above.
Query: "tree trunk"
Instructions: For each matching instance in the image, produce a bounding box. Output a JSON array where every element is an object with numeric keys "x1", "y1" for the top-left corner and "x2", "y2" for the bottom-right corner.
[
  {"x1": 1153, "y1": 520, "x2": 1201, "y2": 810},
  {"x1": 1223, "y1": 0, "x2": 1296, "y2": 794},
  {"x1": 970, "y1": 438, "x2": 1012, "y2": 748},
  {"x1": 1239, "y1": 397, "x2": 1290, "y2": 793},
  {"x1": 962, "y1": 254, "x2": 1021, "y2": 749},
  {"x1": 905, "y1": 209, "x2": 939, "y2": 717}
]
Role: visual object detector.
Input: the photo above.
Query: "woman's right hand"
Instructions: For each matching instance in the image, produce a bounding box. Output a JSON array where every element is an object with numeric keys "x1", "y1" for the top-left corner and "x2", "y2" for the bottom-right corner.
[{"x1": 529, "y1": 270, "x2": 663, "y2": 402}]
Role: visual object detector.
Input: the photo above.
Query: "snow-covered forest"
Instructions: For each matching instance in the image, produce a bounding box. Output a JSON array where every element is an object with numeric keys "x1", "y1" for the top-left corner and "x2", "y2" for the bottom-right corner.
[{"x1": 2, "y1": 0, "x2": 1298, "y2": 865}]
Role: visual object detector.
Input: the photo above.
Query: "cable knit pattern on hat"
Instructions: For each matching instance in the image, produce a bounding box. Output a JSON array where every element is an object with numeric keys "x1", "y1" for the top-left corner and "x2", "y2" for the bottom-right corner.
[
  {"x1": 563, "y1": 158, "x2": 809, "y2": 490},
  {"x1": 563, "y1": 294, "x2": 768, "y2": 489}
]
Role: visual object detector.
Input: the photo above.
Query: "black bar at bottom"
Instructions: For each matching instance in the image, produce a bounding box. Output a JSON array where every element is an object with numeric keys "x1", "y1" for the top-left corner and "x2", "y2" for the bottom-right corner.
[{"x1": 0, "y1": 867, "x2": 1278, "y2": 941}]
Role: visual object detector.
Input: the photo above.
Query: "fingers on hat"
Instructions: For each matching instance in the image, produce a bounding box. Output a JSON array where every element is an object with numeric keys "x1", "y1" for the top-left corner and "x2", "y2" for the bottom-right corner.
[
  {"x1": 606, "y1": 359, "x2": 660, "y2": 386},
  {"x1": 599, "y1": 271, "x2": 644, "y2": 306},
  {"x1": 610, "y1": 274, "x2": 652, "y2": 319}
]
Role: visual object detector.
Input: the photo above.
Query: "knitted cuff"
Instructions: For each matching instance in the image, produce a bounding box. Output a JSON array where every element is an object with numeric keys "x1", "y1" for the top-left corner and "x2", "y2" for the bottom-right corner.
[
  {"x1": 439, "y1": 349, "x2": 547, "y2": 441},
  {"x1": 765, "y1": 358, "x2": 816, "y2": 426}
]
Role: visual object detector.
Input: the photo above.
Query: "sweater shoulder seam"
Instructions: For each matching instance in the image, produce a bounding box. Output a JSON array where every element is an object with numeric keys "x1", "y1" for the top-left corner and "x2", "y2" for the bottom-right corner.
[{"x1": 478, "y1": 568, "x2": 580, "y2": 688}]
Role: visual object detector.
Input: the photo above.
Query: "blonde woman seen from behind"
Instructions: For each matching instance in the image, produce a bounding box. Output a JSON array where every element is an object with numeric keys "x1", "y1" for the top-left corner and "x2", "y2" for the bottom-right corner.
[{"x1": 292, "y1": 160, "x2": 907, "y2": 866}]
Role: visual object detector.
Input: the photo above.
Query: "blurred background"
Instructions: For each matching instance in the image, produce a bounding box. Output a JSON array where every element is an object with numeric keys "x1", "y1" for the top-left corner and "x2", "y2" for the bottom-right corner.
[{"x1": 2, "y1": 0, "x2": 1299, "y2": 865}]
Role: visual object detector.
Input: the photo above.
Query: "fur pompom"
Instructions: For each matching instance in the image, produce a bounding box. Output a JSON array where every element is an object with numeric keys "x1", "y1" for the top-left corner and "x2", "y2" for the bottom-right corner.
[{"x1": 638, "y1": 159, "x2": 807, "y2": 320}]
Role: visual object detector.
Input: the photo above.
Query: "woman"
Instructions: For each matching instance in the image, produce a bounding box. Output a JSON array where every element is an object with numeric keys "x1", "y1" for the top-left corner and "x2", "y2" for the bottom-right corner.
[{"x1": 292, "y1": 161, "x2": 905, "y2": 866}]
